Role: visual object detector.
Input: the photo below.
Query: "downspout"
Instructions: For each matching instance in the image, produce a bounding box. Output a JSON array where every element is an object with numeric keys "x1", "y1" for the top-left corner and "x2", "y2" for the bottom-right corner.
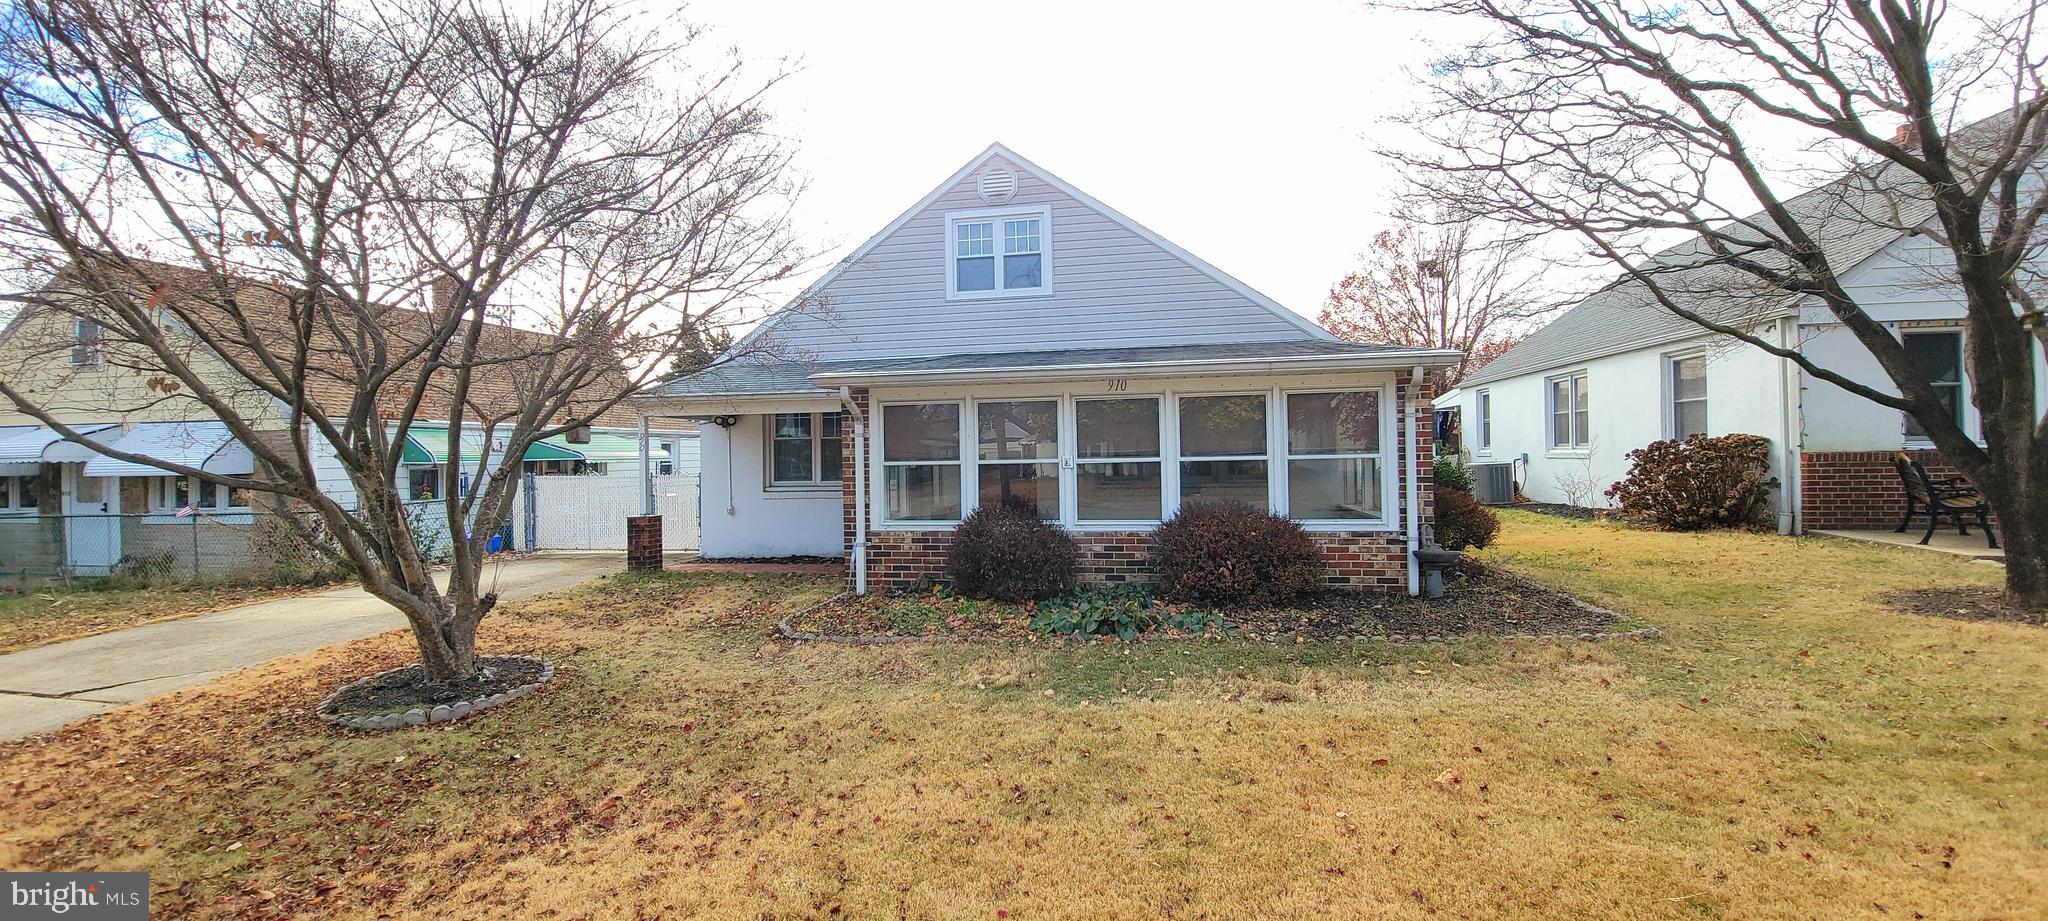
[
  {"x1": 1406, "y1": 365, "x2": 1423, "y2": 596},
  {"x1": 1776, "y1": 317, "x2": 1802, "y2": 535},
  {"x1": 839, "y1": 386, "x2": 869, "y2": 595}
]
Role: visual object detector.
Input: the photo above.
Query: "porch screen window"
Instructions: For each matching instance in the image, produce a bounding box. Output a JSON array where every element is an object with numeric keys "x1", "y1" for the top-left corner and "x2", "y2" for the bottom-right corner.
[
  {"x1": 152, "y1": 475, "x2": 249, "y2": 512},
  {"x1": 71, "y1": 317, "x2": 102, "y2": 367},
  {"x1": 1670, "y1": 355, "x2": 1707, "y2": 438},
  {"x1": 1075, "y1": 397, "x2": 1162, "y2": 522},
  {"x1": 976, "y1": 400, "x2": 1059, "y2": 520},
  {"x1": 1903, "y1": 331, "x2": 1963, "y2": 439},
  {"x1": 0, "y1": 473, "x2": 39, "y2": 513},
  {"x1": 1178, "y1": 394, "x2": 1269, "y2": 508},
  {"x1": 883, "y1": 403, "x2": 962, "y2": 522},
  {"x1": 1549, "y1": 372, "x2": 1590, "y2": 449},
  {"x1": 770, "y1": 412, "x2": 843, "y2": 487},
  {"x1": 1285, "y1": 391, "x2": 1383, "y2": 520}
]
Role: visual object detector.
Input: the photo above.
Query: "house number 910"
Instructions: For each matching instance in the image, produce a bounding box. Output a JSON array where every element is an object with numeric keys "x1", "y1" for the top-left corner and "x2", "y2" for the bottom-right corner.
[{"x1": 1106, "y1": 378, "x2": 1129, "y2": 392}]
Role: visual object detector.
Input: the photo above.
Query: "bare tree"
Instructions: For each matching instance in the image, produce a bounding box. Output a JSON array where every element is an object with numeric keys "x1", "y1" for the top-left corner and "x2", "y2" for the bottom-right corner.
[
  {"x1": 0, "y1": 0, "x2": 802, "y2": 678},
  {"x1": 1320, "y1": 212, "x2": 1559, "y2": 388},
  {"x1": 1382, "y1": 0, "x2": 2048, "y2": 610}
]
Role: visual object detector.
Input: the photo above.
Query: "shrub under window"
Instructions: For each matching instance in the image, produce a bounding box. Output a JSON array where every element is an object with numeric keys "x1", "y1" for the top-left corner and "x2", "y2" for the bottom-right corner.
[
  {"x1": 1604, "y1": 433, "x2": 1777, "y2": 530},
  {"x1": 945, "y1": 505, "x2": 1078, "y2": 601},
  {"x1": 1150, "y1": 501, "x2": 1324, "y2": 607},
  {"x1": 1432, "y1": 485, "x2": 1500, "y2": 550}
]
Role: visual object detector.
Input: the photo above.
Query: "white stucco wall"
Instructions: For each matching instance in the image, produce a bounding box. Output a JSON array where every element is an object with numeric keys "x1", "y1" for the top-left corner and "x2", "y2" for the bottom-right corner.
[
  {"x1": 1453, "y1": 332, "x2": 1792, "y2": 508},
  {"x1": 697, "y1": 415, "x2": 844, "y2": 558}
]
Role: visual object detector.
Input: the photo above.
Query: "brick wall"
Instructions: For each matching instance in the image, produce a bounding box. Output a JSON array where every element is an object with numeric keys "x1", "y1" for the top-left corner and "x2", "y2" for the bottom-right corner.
[
  {"x1": 1799, "y1": 449, "x2": 1972, "y2": 531},
  {"x1": 625, "y1": 514, "x2": 663, "y2": 571},
  {"x1": 842, "y1": 376, "x2": 1435, "y2": 594}
]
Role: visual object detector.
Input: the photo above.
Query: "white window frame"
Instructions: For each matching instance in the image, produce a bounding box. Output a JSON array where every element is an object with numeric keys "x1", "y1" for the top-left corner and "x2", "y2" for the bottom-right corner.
[
  {"x1": 1070, "y1": 394, "x2": 1167, "y2": 528},
  {"x1": 877, "y1": 399, "x2": 968, "y2": 526},
  {"x1": 1277, "y1": 386, "x2": 1397, "y2": 530},
  {"x1": 71, "y1": 317, "x2": 102, "y2": 367},
  {"x1": 1546, "y1": 371, "x2": 1591, "y2": 452},
  {"x1": 1664, "y1": 351, "x2": 1708, "y2": 440},
  {"x1": 656, "y1": 440, "x2": 676, "y2": 477},
  {"x1": 970, "y1": 396, "x2": 1063, "y2": 522},
  {"x1": 1173, "y1": 390, "x2": 1275, "y2": 513},
  {"x1": 944, "y1": 204, "x2": 1054, "y2": 300},
  {"x1": 1474, "y1": 390, "x2": 1492, "y2": 454},
  {"x1": 1900, "y1": 327, "x2": 1971, "y2": 446},
  {"x1": 148, "y1": 475, "x2": 250, "y2": 514},
  {"x1": 765, "y1": 411, "x2": 842, "y2": 490},
  {"x1": 0, "y1": 473, "x2": 39, "y2": 514}
]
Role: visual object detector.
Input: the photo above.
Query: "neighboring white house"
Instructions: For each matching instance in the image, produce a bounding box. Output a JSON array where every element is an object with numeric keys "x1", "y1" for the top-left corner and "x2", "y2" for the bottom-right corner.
[
  {"x1": 632, "y1": 143, "x2": 1460, "y2": 593},
  {"x1": 1440, "y1": 152, "x2": 2048, "y2": 535}
]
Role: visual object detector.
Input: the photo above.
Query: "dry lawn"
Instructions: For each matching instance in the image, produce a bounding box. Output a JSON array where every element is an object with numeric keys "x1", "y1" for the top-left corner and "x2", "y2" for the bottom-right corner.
[
  {"x1": 1, "y1": 512, "x2": 2043, "y2": 920},
  {"x1": 0, "y1": 581, "x2": 333, "y2": 653}
]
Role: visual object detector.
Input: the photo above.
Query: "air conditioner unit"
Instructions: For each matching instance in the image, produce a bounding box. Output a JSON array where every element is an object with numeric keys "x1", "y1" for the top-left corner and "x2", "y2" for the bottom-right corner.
[{"x1": 1468, "y1": 462, "x2": 1516, "y2": 505}]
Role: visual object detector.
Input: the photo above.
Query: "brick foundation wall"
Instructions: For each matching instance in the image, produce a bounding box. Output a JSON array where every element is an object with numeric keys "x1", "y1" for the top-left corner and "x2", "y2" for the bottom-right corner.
[
  {"x1": 842, "y1": 376, "x2": 1435, "y2": 594},
  {"x1": 1799, "y1": 450, "x2": 1972, "y2": 531}
]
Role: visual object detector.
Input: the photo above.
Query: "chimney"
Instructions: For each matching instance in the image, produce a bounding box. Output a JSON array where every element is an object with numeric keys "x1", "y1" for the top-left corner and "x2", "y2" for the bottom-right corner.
[
  {"x1": 1891, "y1": 121, "x2": 1921, "y2": 151},
  {"x1": 430, "y1": 276, "x2": 458, "y2": 322}
]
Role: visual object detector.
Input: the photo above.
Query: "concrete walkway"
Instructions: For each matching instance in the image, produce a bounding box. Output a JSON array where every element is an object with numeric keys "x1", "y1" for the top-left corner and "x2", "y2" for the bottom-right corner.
[
  {"x1": 0, "y1": 554, "x2": 621, "y2": 741},
  {"x1": 1812, "y1": 528, "x2": 2006, "y2": 562}
]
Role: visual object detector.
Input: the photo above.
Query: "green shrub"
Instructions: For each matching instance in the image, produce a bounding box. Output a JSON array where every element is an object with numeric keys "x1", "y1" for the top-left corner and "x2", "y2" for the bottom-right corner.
[
  {"x1": 945, "y1": 505, "x2": 1078, "y2": 601},
  {"x1": 1149, "y1": 501, "x2": 1324, "y2": 607},
  {"x1": 1433, "y1": 457, "x2": 1475, "y2": 494},
  {"x1": 1605, "y1": 434, "x2": 1778, "y2": 530},
  {"x1": 1026, "y1": 585, "x2": 1228, "y2": 640},
  {"x1": 1432, "y1": 485, "x2": 1500, "y2": 550}
]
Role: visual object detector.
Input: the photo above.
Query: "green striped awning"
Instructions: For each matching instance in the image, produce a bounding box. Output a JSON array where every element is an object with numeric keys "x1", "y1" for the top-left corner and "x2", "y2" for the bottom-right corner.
[{"x1": 397, "y1": 428, "x2": 581, "y2": 465}]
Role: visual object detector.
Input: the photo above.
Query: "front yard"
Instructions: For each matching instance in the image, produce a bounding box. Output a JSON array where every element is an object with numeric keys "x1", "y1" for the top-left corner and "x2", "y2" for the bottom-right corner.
[
  {"x1": 2, "y1": 511, "x2": 2042, "y2": 919},
  {"x1": 0, "y1": 581, "x2": 335, "y2": 653}
]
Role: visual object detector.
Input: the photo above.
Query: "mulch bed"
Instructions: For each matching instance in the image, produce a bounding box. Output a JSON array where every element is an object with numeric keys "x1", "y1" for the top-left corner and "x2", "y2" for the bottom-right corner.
[
  {"x1": 321, "y1": 655, "x2": 547, "y2": 718},
  {"x1": 786, "y1": 562, "x2": 1630, "y2": 643},
  {"x1": 1882, "y1": 587, "x2": 2045, "y2": 626}
]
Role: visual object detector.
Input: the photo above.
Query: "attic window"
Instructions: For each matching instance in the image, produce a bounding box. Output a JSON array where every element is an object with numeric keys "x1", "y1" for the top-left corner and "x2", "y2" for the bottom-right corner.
[{"x1": 946, "y1": 205, "x2": 1051, "y2": 299}]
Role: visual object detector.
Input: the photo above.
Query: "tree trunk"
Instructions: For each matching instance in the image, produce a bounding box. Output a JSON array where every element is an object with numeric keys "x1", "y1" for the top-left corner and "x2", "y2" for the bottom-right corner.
[
  {"x1": 401, "y1": 597, "x2": 481, "y2": 682},
  {"x1": 1991, "y1": 480, "x2": 2048, "y2": 613}
]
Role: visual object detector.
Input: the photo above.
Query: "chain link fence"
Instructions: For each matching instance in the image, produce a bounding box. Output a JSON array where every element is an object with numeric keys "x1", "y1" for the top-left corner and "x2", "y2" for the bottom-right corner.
[{"x1": 0, "y1": 501, "x2": 482, "y2": 588}]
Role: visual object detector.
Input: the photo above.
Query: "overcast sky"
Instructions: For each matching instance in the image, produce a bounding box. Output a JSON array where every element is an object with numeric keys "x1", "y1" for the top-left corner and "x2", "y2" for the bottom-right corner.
[{"x1": 684, "y1": 0, "x2": 1442, "y2": 325}]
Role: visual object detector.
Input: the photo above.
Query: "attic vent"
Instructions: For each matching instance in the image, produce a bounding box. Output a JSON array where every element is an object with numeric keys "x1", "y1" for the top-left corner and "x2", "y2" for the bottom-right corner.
[{"x1": 976, "y1": 167, "x2": 1017, "y2": 205}]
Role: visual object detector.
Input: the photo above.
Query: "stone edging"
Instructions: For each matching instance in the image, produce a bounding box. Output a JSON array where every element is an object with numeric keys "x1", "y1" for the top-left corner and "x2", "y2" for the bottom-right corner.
[
  {"x1": 317, "y1": 656, "x2": 555, "y2": 731},
  {"x1": 776, "y1": 586, "x2": 1663, "y2": 646}
]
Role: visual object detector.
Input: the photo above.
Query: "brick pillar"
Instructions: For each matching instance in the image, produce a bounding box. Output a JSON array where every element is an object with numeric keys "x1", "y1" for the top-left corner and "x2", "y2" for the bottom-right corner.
[{"x1": 626, "y1": 515, "x2": 663, "y2": 571}]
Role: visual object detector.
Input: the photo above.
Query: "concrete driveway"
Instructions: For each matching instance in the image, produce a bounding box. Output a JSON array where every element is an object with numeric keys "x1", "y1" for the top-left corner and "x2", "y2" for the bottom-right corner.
[{"x1": 0, "y1": 554, "x2": 621, "y2": 741}]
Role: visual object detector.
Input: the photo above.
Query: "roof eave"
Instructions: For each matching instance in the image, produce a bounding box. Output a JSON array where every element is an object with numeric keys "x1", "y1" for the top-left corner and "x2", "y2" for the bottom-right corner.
[{"x1": 809, "y1": 349, "x2": 1463, "y2": 388}]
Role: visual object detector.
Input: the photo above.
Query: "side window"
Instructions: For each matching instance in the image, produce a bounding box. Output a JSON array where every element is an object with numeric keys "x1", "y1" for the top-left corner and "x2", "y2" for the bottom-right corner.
[{"x1": 1902, "y1": 331, "x2": 1963, "y2": 439}]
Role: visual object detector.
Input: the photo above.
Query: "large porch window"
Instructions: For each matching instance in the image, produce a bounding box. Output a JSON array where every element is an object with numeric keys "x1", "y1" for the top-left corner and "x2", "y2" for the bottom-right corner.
[
  {"x1": 882, "y1": 403, "x2": 963, "y2": 522},
  {"x1": 872, "y1": 383, "x2": 1397, "y2": 531}
]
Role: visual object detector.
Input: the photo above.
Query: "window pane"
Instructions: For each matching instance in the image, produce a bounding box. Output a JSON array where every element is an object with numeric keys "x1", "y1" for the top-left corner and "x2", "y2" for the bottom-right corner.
[
  {"x1": 1077, "y1": 461, "x2": 1162, "y2": 521},
  {"x1": 1287, "y1": 391, "x2": 1380, "y2": 455},
  {"x1": 1003, "y1": 253, "x2": 1042, "y2": 289},
  {"x1": 1179, "y1": 395, "x2": 1266, "y2": 457},
  {"x1": 1552, "y1": 408, "x2": 1570, "y2": 447},
  {"x1": 198, "y1": 479, "x2": 217, "y2": 507},
  {"x1": 956, "y1": 222, "x2": 994, "y2": 256},
  {"x1": 1289, "y1": 457, "x2": 1381, "y2": 519},
  {"x1": 1179, "y1": 459, "x2": 1268, "y2": 508},
  {"x1": 883, "y1": 403, "x2": 960, "y2": 461},
  {"x1": 820, "y1": 413, "x2": 842, "y2": 438},
  {"x1": 772, "y1": 439, "x2": 813, "y2": 482},
  {"x1": 1003, "y1": 219, "x2": 1040, "y2": 253},
  {"x1": 0, "y1": 477, "x2": 10, "y2": 507},
  {"x1": 1674, "y1": 401, "x2": 1708, "y2": 439},
  {"x1": 1573, "y1": 376, "x2": 1590, "y2": 413},
  {"x1": 1673, "y1": 356, "x2": 1706, "y2": 401},
  {"x1": 227, "y1": 485, "x2": 250, "y2": 508},
  {"x1": 977, "y1": 400, "x2": 1058, "y2": 461},
  {"x1": 1077, "y1": 398, "x2": 1159, "y2": 458},
  {"x1": 885, "y1": 464, "x2": 961, "y2": 520},
  {"x1": 978, "y1": 462, "x2": 1058, "y2": 520},
  {"x1": 772, "y1": 413, "x2": 811, "y2": 439},
  {"x1": 957, "y1": 256, "x2": 995, "y2": 292},
  {"x1": 172, "y1": 477, "x2": 190, "y2": 508},
  {"x1": 1904, "y1": 332, "x2": 1961, "y2": 384},
  {"x1": 819, "y1": 435, "x2": 842, "y2": 482}
]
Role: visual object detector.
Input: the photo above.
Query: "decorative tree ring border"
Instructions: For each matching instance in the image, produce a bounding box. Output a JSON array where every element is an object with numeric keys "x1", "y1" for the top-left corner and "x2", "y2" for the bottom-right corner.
[
  {"x1": 776, "y1": 592, "x2": 1661, "y2": 646},
  {"x1": 317, "y1": 656, "x2": 554, "y2": 731}
]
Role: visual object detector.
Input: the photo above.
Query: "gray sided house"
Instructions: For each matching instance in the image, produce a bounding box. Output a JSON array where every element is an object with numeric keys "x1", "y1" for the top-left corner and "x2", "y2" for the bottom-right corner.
[{"x1": 633, "y1": 143, "x2": 1459, "y2": 594}]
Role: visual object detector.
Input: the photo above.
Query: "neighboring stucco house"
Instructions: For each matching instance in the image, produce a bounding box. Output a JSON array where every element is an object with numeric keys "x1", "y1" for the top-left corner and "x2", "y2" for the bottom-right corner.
[
  {"x1": 631, "y1": 143, "x2": 1459, "y2": 594},
  {"x1": 0, "y1": 260, "x2": 696, "y2": 577},
  {"x1": 1439, "y1": 154, "x2": 2048, "y2": 534}
]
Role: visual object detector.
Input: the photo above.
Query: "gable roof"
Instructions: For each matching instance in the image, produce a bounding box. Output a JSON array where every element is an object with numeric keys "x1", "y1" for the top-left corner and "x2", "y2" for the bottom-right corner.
[
  {"x1": 732, "y1": 142, "x2": 1337, "y2": 363},
  {"x1": 1459, "y1": 128, "x2": 1990, "y2": 388}
]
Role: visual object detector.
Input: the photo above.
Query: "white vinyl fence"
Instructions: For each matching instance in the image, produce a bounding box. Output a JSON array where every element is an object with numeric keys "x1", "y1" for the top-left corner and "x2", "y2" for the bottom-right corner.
[{"x1": 522, "y1": 473, "x2": 697, "y2": 552}]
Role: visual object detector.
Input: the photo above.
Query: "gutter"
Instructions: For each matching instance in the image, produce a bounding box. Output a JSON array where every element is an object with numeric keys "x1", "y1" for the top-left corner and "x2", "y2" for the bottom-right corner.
[
  {"x1": 1406, "y1": 365, "x2": 1423, "y2": 596},
  {"x1": 839, "y1": 386, "x2": 869, "y2": 595},
  {"x1": 809, "y1": 350, "x2": 1464, "y2": 388}
]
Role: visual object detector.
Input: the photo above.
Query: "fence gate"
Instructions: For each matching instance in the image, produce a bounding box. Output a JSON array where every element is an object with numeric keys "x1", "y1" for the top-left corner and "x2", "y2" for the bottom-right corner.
[{"x1": 524, "y1": 473, "x2": 697, "y2": 552}]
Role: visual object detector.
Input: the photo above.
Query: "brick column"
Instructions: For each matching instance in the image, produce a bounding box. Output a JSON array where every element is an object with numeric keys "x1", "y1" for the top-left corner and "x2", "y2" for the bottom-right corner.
[{"x1": 626, "y1": 514, "x2": 663, "y2": 571}]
